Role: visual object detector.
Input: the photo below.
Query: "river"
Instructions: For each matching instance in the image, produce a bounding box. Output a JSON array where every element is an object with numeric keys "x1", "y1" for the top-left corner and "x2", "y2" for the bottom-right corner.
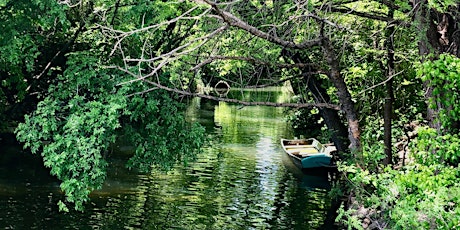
[{"x1": 0, "y1": 88, "x2": 332, "y2": 229}]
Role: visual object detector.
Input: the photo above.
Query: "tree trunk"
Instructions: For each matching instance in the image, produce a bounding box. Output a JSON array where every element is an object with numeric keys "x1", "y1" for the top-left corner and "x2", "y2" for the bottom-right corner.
[
  {"x1": 321, "y1": 38, "x2": 362, "y2": 153},
  {"x1": 383, "y1": 9, "x2": 395, "y2": 166},
  {"x1": 305, "y1": 75, "x2": 349, "y2": 153},
  {"x1": 284, "y1": 51, "x2": 349, "y2": 153},
  {"x1": 414, "y1": 1, "x2": 460, "y2": 131},
  {"x1": 414, "y1": 0, "x2": 441, "y2": 131}
]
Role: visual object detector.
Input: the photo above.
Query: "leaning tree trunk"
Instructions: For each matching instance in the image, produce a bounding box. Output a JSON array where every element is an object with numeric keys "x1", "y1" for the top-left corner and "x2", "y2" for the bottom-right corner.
[
  {"x1": 321, "y1": 38, "x2": 362, "y2": 153},
  {"x1": 285, "y1": 51, "x2": 349, "y2": 153},
  {"x1": 311, "y1": 81, "x2": 349, "y2": 154}
]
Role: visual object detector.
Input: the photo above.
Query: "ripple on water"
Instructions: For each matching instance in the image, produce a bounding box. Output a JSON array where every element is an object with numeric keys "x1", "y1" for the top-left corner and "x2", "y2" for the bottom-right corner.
[{"x1": 0, "y1": 98, "x2": 331, "y2": 229}]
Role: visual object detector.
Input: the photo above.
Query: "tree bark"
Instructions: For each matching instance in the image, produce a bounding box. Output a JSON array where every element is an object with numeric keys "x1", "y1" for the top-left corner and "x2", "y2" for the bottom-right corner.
[
  {"x1": 321, "y1": 38, "x2": 362, "y2": 153},
  {"x1": 383, "y1": 9, "x2": 395, "y2": 166},
  {"x1": 285, "y1": 51, "x2": 349, "y2": 153},
  {"x1": 414, "y1": 1, "x2": 460, "y2": 131},
  {"x1": 414, "y1": 0, "x2": 441, "y2": 131}
]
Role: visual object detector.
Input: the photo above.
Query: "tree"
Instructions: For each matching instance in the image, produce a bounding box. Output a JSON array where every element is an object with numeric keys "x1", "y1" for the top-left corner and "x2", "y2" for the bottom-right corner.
[
  {"x1": 10, "y1": 0, "x2": 206, "y2": 211},
  {"x1": 5, "y1": 0, "x2": 459, "y2": 226},
  {"x1": 413, "y1": 0, "x2": 460, "y2": 130},
  {"x1": 413, "y1": 1, "x2": 460, "y2": 166},
  {"x1": 0, "y1": 0, "x2": 70, "y2": 126},
  {"x1": 106, "y1": 0, "x2": 363, "y2": 156}
]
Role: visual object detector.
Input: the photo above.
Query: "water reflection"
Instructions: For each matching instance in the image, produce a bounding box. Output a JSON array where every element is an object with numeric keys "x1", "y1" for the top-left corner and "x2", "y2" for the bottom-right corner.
[{"x1": 0, "y1": 88, "x2": 331, "y2": 229}]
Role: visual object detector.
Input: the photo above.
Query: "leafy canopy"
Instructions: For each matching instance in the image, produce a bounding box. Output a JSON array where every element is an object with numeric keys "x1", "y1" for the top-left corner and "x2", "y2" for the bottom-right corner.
[{"x1": 13, "y1": 0, "x2": 206, "y2": 211}]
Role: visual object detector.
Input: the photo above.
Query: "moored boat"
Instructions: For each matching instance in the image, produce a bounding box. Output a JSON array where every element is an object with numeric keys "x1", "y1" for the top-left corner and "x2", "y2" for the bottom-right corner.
[{"x1": 280, "y1": 138, "x2": 336, "y2": 169}]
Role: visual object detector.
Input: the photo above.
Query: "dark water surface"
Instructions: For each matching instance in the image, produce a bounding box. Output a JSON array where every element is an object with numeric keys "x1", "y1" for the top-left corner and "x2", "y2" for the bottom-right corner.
[{"x1": 0, "y1": 88, "x2": 331, "y2": 229}]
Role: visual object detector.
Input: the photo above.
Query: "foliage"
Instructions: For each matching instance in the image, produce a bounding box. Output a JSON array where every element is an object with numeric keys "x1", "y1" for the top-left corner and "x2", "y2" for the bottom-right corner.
[
  {"x1": 123, "y1": 89, "x2": 206, "y2": 172},
  {"x1": 331, "y1": 1, "x2": 460, "y2": 226},
  {"x1": 337, "y1": 152, "x2": 460, "y2": 229},
  {"x1": 0, "y1": 0, "x2": 69, "y2": 125},
  {"x1": 1, "y1": 0, "x2": 458, "y2": 226},
  {"x1": 15, "y1": 50, "x2": 206, "y2": 211},
  {"x1": 16, "y1": 52, "x2": 124, "y2": 210},
  {"x1": 285, "y1": 107, "x2": 324, "y2": 139},
  {"x1": 336, "y1": 52, "x2": 460, "y2": 228},
  {"x1": 336, "y1": 98, "x2": 459, "y2": 228},
  {"x1": 427, "y1": 0, "x2": 458, "y2": 11},
  {"x1": 416, "y1": 126, "x2": 460, "y2": 165},
  {"x1": 12, "y1": 1, "x2": 206, "y2": 211},
  {"x1": 418, "y1": 54, "x2": 460, "y2": 132}
]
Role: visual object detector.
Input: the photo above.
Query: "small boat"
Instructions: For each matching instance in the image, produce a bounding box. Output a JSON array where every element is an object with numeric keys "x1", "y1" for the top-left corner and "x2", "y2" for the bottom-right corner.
[{"x1": 281, "y1": 138, "x2": 336, "y2": 169}]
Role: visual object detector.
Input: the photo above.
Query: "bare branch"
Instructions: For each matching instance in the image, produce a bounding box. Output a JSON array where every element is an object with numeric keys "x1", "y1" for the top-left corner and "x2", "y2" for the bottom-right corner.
[
  {"x1": 111, "y1": 25, "x2": 227, "y2": 86},
  {"x1": 359, "y1": 70, "x2": 404, "y2": 94},
  {"x1": 57, "y1": 0, "x2": 82, "y2": 8},
  {"x1": 115, "y1": 66, "x2": 340, "y2": 110},
  {"x1": 124, "y1": 25, "x2": 228, "y2": 63},
  {"x1": 330, "y1": 6, "x2": 402, "y2": 23},
  {"x1": 191, "y1": 55, "x2": 319, "y2": 71},
  {"x1": 100, "y1": 5, "x2": 212, "y2": 56},
  {"x1": 145, "y1": 79, "x2": 340, "y2": 110},
  {"x1": 244, "y1": 76, "x2": 301, "y2": 89},
  {"x1": 288, "y1": 13, "x2": 346, "y2": 30},
  {"x1": 199, "y1": 0, "x2": 323, "y2": 49}
]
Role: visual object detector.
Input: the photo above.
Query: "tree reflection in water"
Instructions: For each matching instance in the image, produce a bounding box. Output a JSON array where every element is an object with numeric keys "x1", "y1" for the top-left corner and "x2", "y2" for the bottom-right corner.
[{"x1": 0, "y1": 88, "x2": 331, "y2": 229}]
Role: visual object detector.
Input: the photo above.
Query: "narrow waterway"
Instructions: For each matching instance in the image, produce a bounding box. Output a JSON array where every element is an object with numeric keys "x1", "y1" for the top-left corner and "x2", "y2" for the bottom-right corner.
[{"x1": 0, "y1": 88, "x2": 331, "y2": 229}]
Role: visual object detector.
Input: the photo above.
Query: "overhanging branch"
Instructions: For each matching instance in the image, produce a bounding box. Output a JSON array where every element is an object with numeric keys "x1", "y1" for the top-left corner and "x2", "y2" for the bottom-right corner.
[
  {"x1": 191, "y1": 55, "x2": 320, "y2": 71},
  {"x1": 374, "y1": 0, "x2": 404, "y2": 11},
  {"x1": 115, "y1": 66, "x2": 340, "y2": 110},
  {"x1": 244, "y1": 75, "x2": 323, "y2": 89},
  {"x1": 145, "y1": 79, "x2": 340, "y2": 110},
  {"x1": 330, "y1": 6, "x2": 402, "y2": 23},
  {"x1": 199, "y1": 0, "x2": 323, "y2": 49}
]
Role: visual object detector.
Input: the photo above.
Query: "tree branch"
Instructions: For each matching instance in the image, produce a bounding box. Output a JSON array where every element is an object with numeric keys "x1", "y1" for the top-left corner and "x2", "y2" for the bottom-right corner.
[
  {"x1": 330, "y1": 6, "x2": 401, "y2": 23},
  {"x1": 191, "y1": 55, "x2": 319, "y2": 71},
  {"x1": 145, "y1": 79, "x2": 340, "y2": 110},
  {"x1": 123, "y1": 25, "x2": 228, "y2": 63},
  {"x1": 359, "y1": 70, "x2": 404, "y2": 94},
  {"x1": 374, "y1": 0, "x2": 404, "y2": 11},
  {"x1": 115, "y1": 66, "x2": 340, "y2": 110},
  {"x1": 199, "y1": 0, "x2": 323, "y2": 49},
  {"x1": 244, "y1": 76, "x2": 302, "y2": 89},
  {"x1": 101, "y1": 5, "x2": 212, "y2": 56}
]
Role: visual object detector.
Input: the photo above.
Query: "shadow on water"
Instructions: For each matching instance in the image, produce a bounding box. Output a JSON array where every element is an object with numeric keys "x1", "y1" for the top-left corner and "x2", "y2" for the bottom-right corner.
[
  {"x1": 0, "y1": 87, "x2": 335, "y2": 229},
  {"x1": 0, "y1": 133, "x2": 61, "y2": 193}
]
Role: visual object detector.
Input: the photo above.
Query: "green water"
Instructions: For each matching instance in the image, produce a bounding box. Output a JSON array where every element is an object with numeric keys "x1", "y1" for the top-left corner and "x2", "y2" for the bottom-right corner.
[{"x1": 0, "y1": 88, "x2": 331, "y2": 229}]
